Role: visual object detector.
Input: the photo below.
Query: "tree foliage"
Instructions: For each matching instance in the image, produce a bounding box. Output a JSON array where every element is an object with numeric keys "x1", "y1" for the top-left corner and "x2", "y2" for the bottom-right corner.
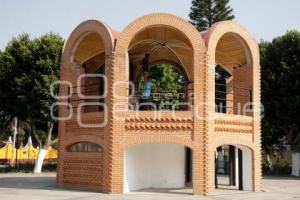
[
  {"x1": 261, "y1": 31, "x2": 300, "y2": 151},
  {"x1": 189, "y1": 0, "x2": 234, "y2": 31},
  {"x1": 0, "y1": 33, "x2": 64, "y2": 147},
  {"x1": 148, "y1": 64, "x2": 184, "y2": 94}
]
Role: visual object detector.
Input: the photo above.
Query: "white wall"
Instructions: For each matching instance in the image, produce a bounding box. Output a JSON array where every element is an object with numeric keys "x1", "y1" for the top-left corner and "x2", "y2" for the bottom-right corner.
[
  {"x1": 124, "y1": 143, "x2": 185, "y2": 192},
  {"x1": 292, "y1": 153, "x2": 300, "y2": 176},
  {"x1": 124, "y1": 143, "x2": 152, "y2": 192},
  {"x1": 238, "y1": 145, "x2": 253, "y2": 191},
  {"x1": 235, "y1": 147, "x2": 239, "y2": 187}
]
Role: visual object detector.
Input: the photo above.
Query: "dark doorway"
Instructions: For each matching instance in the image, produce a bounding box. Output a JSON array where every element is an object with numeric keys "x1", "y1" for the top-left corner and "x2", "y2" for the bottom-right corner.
[
  {"x1": 238, "y1": 149, "x2": 243, "y2": 190},
  {"x1": 185, "y1": 147, "x2": 192, "y2": 184},
  {"x1": 216, "y1": 145, "x2": 241, "y2": 190},
  {"x1": 229, "y1": 145, "x2": 236, "y2": 186}
]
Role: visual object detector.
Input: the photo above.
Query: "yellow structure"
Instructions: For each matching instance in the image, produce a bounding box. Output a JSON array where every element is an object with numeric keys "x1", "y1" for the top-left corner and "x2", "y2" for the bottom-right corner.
[{"x1": 0, "y1": 137, "x2": 57, "y2": 160}]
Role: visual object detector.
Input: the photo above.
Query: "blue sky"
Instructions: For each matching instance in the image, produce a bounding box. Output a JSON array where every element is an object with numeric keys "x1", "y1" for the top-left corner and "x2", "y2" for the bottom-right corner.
[{"x1": 0, "y1": 0, "x2": 300, "y2": 50}]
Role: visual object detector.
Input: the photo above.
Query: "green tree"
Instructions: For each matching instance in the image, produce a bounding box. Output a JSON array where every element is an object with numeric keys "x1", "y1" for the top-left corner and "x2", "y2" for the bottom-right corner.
[
  {"x1": 0, "y1": 33, "x2": 64, "y2": 171},
  {"x1": 261, "y1": 31, "x2": 300, "y2": 152},
  {"x1": 149, "y1": 64, "x2": 185, "y2": 109},
  {"x1": 0, "y1": 35, "x2": 31, "y2": 135},
  {"x1": 189, "y1": 0, "x2": 235, "y2": 31},
  {"x1": 138, "y1": 63, "x2": 186, "y2": 110},
  {"x1": 149, "y1": 64, "x2": 184, "y2": 94}
]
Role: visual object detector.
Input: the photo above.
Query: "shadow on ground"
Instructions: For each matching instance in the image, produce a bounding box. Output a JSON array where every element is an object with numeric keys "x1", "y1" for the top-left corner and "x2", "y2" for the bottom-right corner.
[
  {"x1": 0, "y1": 173, "x2": 300, "y2": 200},
  {"x1": 0, "y1": 176, "x2": 56, "y2": 190},
  {"x1": 133, "y1": 187, "x2": 193, "y2": 195},
  {"x1": 263, "y1": 176, "x2": 300, "y2": 180}
]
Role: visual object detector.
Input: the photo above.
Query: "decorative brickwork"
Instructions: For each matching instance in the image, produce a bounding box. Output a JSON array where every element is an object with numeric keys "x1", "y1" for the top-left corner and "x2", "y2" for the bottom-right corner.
[
  {"x1": 125, "y1": 114, "x2": 193, "y2": 131},
  {"x1": 215, "y1": 113, "x2": 253, "y2": 134},
  {"x1": 58, "y1": 13, "x2": 261, "y2": 195},
  {"x1": 61, "y1": 152, "x2": 104, "y2": 191}
]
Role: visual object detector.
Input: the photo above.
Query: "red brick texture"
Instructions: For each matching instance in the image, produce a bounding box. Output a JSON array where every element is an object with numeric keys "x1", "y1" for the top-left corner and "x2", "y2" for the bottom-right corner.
[{"x1": 58, "y1": 14, "x2": 261, "y2": 195}]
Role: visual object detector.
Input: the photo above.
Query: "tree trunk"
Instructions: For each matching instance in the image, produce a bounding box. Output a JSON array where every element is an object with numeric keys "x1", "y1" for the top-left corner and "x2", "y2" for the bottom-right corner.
[
  {"x1": 33, "y1": 148, "x2": 47, "y2": 173},
  {"x1": 266, "y1": 154, "x2": 273, "y2": 171},
  {"x1": 33, "y1": 122, "x2": 55, "y2": 174},
  {"x1": 10, "y1": 117, "x2": 18, "y2": 165}
]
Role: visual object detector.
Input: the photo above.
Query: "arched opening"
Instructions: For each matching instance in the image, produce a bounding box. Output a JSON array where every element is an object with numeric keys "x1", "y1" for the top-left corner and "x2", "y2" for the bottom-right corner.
[
  {"x1": 127, "y1": 26, "x2": 194, "y2": 111},
  {"x1": 67, "y1": 141, "x2": 103, "y2": 152},
  {"x1": 124, "y1": 143, "x2": 193, "y2": 193},
  {"x1": 70, "y1": 32, "x2": 107, "y2": 113},
  {"x1": 131, "y1": 62, "x2": 190, "y2": 110},
  {"x1": 214, "y1": 33, "x2": 253, "y2": 116},
  {"x1": 215, "y1": 144, "x2": 253, "y2": 191}
]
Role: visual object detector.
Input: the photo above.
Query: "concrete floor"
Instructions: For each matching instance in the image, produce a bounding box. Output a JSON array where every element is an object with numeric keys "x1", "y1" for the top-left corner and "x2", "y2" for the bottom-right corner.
[{"x1": 0, "y1": 173, "x2": 300, "y2": 200}]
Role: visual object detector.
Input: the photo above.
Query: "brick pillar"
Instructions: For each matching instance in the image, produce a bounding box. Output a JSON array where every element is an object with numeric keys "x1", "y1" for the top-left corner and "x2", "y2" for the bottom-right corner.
[
  {"x1": 192, "y1": 147, "x2": 203, "y2": 194},
  {"x1": 204, "y1": 53, "x2": 217, "y2": 195},
  {"x1": 252, "y1": 57, "x2": 262, "y2": 192},
  {"x1": 57, "y1": 61, "x2": 79, "y2": 188},
  {"x1": 226, "y1": 77, "x2": 234, "y2": 114},
  {"x1": 192, "y1": 48, "x2": 206, "y2": 195},
  {"x1": 57, "y1": 61, "x2": 68, "y2": 188},
  {"x1": 105, "y1": 53, "x2": 128, "y2": 193}
]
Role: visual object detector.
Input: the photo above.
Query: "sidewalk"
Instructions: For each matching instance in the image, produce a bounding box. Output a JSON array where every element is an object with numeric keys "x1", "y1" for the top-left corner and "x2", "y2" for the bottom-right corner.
[{"x1": 0, "y1": 173, "x2": 299, "y2": 200}]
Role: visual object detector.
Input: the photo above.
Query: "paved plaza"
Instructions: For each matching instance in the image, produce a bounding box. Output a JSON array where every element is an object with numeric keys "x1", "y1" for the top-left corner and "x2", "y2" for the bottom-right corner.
[{"x1": 0, "y1": 173, "x2": 299, "y2": 200}]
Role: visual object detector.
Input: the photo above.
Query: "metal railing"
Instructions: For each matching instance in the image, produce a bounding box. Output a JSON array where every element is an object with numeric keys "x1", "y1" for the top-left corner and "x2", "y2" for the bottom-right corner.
[
  {"x1": 128, "y1": 89, "x2": 192, "y2": 111},
  {"x1": 215, "y1": 83, "x2": 252, "y2": 114},
  {"x1": 66, "y1": 82, "x2": 253, "y2": 114}
]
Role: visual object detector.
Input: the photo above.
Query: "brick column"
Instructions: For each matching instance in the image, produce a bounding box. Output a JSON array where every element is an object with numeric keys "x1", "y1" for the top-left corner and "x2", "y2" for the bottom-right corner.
[
  {"x1": 57, "y1": 60, "x2": 79, "y2": 188},
  {"x1": 105, "y1": 53, "x2": 128, "y2": 193},
  {"x1": 204, "y1": 53, "x2": 217, "y2": 195},
  {"x1": 252, "y1": 53, "x2": 262, "y2": 192},
  {"x1": 226, "y1": 77, "x2": 234, "y2": 114},
  {"x1": 192, "y1": 45, "x2": 206, "y2": 195}
]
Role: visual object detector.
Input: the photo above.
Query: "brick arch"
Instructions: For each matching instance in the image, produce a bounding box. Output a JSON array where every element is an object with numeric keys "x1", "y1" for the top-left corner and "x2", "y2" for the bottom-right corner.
[
  {"x1": 212, "y1": 141, "x2": 256, "y2": 192},
  {"x1": 115, "y1": 12, "x2": 206, "y2": 68},
  {"x1": 121, "y1": 135, "x2": 194, "y2": 150},
  {"x1": 64, "y1": 135, "x2": 106, "y2": 150},
  {"x1": 61, "y1": 20, "x2": 115, "y2": 65},
  {"x1": 211, "y1": 133, "x2": 256, "y2": 151},
  {"x1": 115, "y1": 13, "x2": 205, "y2": 54},
  {"x1": 59, "y1": 20, "x2": 116, "y2": 126},
  {"x1": 205, "y1": 20, "x2": 259, "y2": 62},
  {"x1": 213, "y1": 141, "x2": 255, "y2": 152},
  {"x1": 205, "y1": 20, "x2": 260, "y2": 114},
  {"x1": 204, "y1": 20, "x2": 260, "y2": 70}
]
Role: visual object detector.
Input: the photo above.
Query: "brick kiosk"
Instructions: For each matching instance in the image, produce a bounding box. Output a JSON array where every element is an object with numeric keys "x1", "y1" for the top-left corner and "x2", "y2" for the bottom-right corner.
[{"x1": 57, "y1": 13, "x2": 261, "y2": 195}]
